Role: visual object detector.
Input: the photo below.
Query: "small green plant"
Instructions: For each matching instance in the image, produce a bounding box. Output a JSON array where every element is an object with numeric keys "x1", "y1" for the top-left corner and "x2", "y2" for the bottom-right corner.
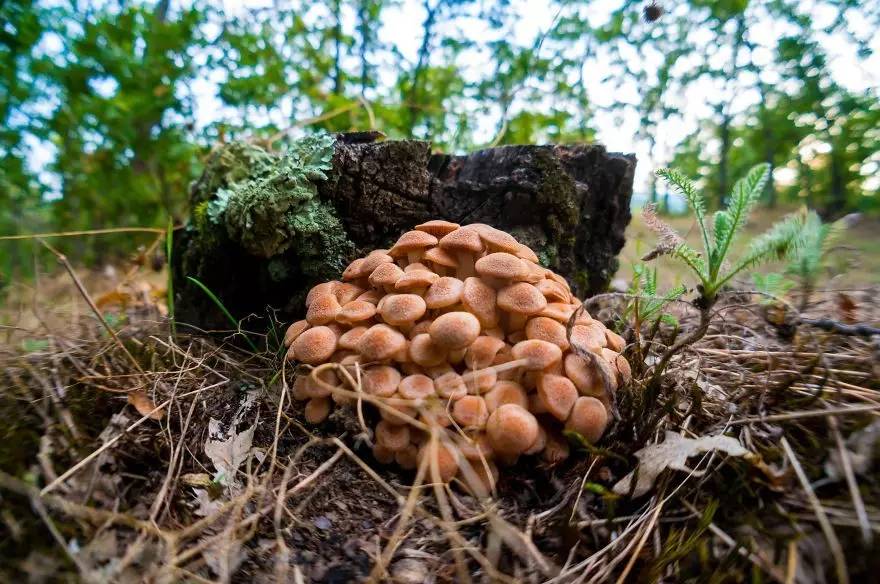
[
  {"x1": 642, "y1": 163, "x2": 803, "y2": 388},
  {"x1": 623, "y1": 263, "x2": 684, "y2": 366},
  {"x1": 784, "y1": 209, "x2": 848, "y2": 310}
]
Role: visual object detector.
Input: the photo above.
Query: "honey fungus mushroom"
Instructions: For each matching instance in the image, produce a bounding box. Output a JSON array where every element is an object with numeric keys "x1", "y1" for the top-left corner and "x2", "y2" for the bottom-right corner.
[{"x1": 284, "y1": 221, "x2": 632, "y2": 484}]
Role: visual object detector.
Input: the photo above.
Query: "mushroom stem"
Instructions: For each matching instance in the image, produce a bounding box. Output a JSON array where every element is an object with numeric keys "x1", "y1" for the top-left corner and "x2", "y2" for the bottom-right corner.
[
  {"x1": 407, "y1": 250, "x2": 422, "y2": 264},
  {"x1": 507, "y1": 312, "x2": 528, "y2": 332},
  {"x1": 456, "y1": 251, "x2": 475, "y2": 279}
]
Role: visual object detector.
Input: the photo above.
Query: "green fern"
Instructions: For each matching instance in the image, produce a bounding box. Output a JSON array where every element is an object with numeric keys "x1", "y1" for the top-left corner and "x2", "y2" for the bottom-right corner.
[{"x1": 647, "y1": 163, "x2": 803, "y2": 302}]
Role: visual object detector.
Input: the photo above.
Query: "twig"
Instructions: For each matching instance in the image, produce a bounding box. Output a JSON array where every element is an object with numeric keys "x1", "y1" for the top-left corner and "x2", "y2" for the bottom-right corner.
[
  {"x1": 727, "y1": 404, "x2": 880, "y2": 426},
  {"x1": 780, "y1": 437, "x2": 849, "y2": 584},
  {"x1": 800, "y1": 317, "x2": 880, "y2": 337}
]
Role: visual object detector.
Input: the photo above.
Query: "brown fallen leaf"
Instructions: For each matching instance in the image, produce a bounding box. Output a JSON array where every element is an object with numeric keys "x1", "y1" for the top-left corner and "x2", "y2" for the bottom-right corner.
[
  {"x1": 613, "y1": 431, "x2": 749, "y2": 497},
  {"x1": 128, "y1": 390, "x2": 164, "y2": 420}
]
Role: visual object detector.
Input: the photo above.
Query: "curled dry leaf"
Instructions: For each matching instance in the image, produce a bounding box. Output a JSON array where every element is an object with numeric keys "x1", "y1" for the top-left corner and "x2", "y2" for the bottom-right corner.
[
  {"x1": 613, "y1": 431, "x2": 749, "y2": 498},
  {"x1": 127, "y1": 390, "x2": 164, "y2": 420}
]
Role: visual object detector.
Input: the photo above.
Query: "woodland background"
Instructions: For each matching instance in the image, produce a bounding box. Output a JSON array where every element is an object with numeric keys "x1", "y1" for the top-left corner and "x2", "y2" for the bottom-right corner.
[{"x1": 1, "y1": 0, "x2": 879, "y2": 280}]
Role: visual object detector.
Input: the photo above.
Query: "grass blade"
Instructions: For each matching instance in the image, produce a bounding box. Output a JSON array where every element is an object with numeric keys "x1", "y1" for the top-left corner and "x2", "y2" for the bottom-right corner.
[{"x1": 186, "y1": 275, "x2": 259, "y2": 353}]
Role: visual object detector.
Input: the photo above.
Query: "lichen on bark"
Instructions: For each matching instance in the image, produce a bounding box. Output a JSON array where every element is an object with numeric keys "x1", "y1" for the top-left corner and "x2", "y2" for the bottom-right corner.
[{"x1": 188, "y1": 134, "x2": 354, "y2": 279}]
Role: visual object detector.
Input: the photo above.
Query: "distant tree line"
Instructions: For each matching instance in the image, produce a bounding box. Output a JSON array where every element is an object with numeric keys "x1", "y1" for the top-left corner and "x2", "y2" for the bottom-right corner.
[{"x1": 0, "y1": 0, "x2": 877, "y2": 276}]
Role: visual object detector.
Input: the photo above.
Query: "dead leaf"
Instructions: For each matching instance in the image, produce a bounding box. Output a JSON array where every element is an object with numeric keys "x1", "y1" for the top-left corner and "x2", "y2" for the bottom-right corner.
[
  {"x1": 204, "y1": 418, "x2": 255, "y2": 488},
  {"x1": 836, "y1": 292, "x2": 858, "y2": 323},
  {"x1": 613, "y1": 431, "x2": 749, "y2": 498},
  {"x1": 127, "y1": 390, "x2": 164, "y2": 420}
]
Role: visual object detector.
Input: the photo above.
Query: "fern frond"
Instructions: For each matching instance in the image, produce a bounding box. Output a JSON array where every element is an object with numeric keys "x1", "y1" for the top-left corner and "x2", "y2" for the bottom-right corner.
[
  {"x1": 712, "y1": 163, "x2": 770, "y2": 278},
  {"x1": 716, "y1": 212, "x2": 803, "y2": 292},
  {"x1": 656, "y1": 168, "x2": 711, "y2": 255}
]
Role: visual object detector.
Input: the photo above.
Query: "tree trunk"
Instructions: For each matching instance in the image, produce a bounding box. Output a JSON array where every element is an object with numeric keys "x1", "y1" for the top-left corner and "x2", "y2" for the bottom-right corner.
[{"x1": 172, "y1": 134, "x2": 635, "y2": 333}]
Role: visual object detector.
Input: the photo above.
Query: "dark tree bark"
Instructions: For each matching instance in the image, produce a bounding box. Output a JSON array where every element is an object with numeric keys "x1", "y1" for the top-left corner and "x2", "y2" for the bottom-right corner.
[{"x1": 172, "y1": 135, "x2": 635, "y2": 334}]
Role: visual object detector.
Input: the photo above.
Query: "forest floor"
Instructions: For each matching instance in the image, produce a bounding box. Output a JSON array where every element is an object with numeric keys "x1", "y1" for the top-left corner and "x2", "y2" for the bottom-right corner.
[{"x1": 1, "y1": 215, "x2": 879, "y2": 582}]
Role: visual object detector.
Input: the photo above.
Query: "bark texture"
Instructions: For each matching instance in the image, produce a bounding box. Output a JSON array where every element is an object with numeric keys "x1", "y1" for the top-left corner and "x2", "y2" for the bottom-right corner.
[{"x1": 172, "y1": 134, "x2": 635, "y2": 333}]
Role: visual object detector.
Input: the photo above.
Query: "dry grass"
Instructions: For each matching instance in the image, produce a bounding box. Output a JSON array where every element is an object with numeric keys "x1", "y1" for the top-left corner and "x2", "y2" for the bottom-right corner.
[{"x1": 1, "y1": 256, "x2": 879, "y2": 582}]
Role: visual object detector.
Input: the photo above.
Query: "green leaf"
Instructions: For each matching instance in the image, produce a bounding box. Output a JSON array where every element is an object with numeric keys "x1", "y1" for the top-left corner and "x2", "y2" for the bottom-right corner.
[
  {"x1": 716, "y1": 212, "x2": 803, "y2": 292},
  {"x1": 712, "y1": 163, "x2": 771, "y2": 278},
  {"x1": 656, "y1": 167, "x2": 711, "y2": 258}
]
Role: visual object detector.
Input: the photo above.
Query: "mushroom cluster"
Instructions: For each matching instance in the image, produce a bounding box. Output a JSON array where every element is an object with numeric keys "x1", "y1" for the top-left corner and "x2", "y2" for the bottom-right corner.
[{"x1": 284, "y1": 221, "x2": 631, "y2": 487}]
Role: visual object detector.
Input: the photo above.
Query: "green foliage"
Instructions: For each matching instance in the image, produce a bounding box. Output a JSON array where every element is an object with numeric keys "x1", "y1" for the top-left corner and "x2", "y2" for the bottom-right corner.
[
  {"x1": 648, "y1": 164, "x2": 803, "y2": 301},
  {"x1": 624, "y1": 264, "x2": 684, "y2": 327}
]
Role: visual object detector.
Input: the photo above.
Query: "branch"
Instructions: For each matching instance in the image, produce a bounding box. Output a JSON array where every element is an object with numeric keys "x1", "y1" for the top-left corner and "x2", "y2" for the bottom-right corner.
[{"x1": 800, "y1": 317, "x2": 880, "y2": 338}]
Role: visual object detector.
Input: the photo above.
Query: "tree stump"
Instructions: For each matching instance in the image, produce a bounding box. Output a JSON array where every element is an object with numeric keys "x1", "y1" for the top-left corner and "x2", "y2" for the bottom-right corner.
[{"x1": 171, "y1": 134, "x2": 635, "y2": 334}]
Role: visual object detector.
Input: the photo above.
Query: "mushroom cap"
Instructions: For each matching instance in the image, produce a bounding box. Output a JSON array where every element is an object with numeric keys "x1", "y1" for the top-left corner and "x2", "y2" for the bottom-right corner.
[
  {"x1": 465, "y1": 368, "x2": 497, "y2": 394},
  {"x1": 395, "y1": 269, "x2": 439, "y2": 292},
  {"x1": 605, "y1": 329, "x2": 626, "y2": 352},
  {"x1": 378, "y1": 294, "x2": 427, "y2": 326},
  {"x1": 338, "y1": 326, "x2": 369, "y2": 350},
  {"x1": 334, "y1": 282, "x2": 365, "y2": 305},
  {"x1": 523, "y1": 425, "x2": 547, "y2": 456},
  {"x1": 511, "y1": 339, "x2": 563, "y2": 370},
  {"x1": 429, "y1": 312, "x2": 481, "y2": 349},
  {"x1": 415, "y1": 219, "x2": 460, "y2": 237},
  {"x1": 361, "y1": 365, "x2": 402, "y2": 397},
  {"x1": 475, "y1": 253, "x2": 528, "y2": 280},
  {"x1": 439, "y1": 227, "x2": 484, "y2": 254},
  {"x1": 376, "y1": 420, "x2": 410, "y2": 451},
  {"x1": 538, "y1": 302, "x2": 576, "y2": 322},
  {"x1": 425, "y1": 277, "x2": 464, "y2": 308},
  {"x1": 305, "y1": 397, "x2": 332, "y2": 424},
  {"x1": 372, "y1": 443, "x2": 396, "y2": 464},
  {"x1": 301, "y1": 368, "x2": 338, "y2": 399},
  {"x1": 614, "y1": 353, "x2": 632, "y2": 385},
  {"x1": 563, "y1": 353, "x2": 603, "y2": 396},
  {"x1": 464, "y1": 336, "x2": 507, "y2": 370},
  {"x1": 452, "y1": 395, "x2": 489, "y2": 428},
  {"x1": 292, "y1": 326, "x2": 338, "y2": 365},
  {"x1": 398, "y1": 374, "x2": 436, "y2": 400},
  {"x1": 535, "y1": 279, "x2": 569, "y2": 303},
  {"x1": 356, "y1": 289, "x2": 383, "y2": 305},
  {"x1": 423, "y1": 247, "x2": 459, "y2": 269},
  {"x1": 284, "y1": 320, "x2": 310, "y2": 347},
  {"x1": 461, "y1": 277, "x2": 499, "y2": 327},
  {"x1": 497, "y1": 282, "x2": 547, "y2": 316},
  {"x1": 525, "y1": 316, "x2": 570, "y2": 350},
  {"x1": 565, "y1": 396, "x2": 609, "y2": 444},
  {"x1": 486, "y1": 404, "x2": 539, "y2": 455},
  {"x1": 306, "y1": 293, "x2": 342, "y2": 325},
  {"x1": 409, "y1": 319, "x2": 433, "y2": 338},
  {"x1": 306, "y1": 281, "x2": 338, "y2": 307},
  {"x1": 537, "y1": 374, "x2": 578, "y2": 421},
  {"x1": 361, "y1": 251, "x2": 393, "y2": 274},
  {"x1": 336, "y1": 300, "x2": 377, "y2": 325},
  {"x1": 514, "y1": 244, "x2": 540, "y2": 264},
  {"x1": 434, "y1": 371, "x2": 468, "y2": 400},
  {"x1": 395, "y1": 444, "x2": 419, "y2": 469},
  {"x1": 419, "y1": 442, "x2": 459, "y2": 482},
  {"x1": 357, "y1": 324, "x2": 407, "y2": 361},
  {"x1": 389, "y1": 230, "x2": 438, "y2": 257},
  {"x1": 409, "y1": 333, "x2": 448, "y2": 367},
  {"x1": 479, "y1": 227, "x2": 521, "y2": 253},
  {"x1": 570, "y1": 322, "x2": 608, "y2": 352},
  {"x1": 342, "y1": 258, "x2": 367, "y2": 281},
  {"x1": 483, "y1": 381, "x2": 528, "y2": 412},
  {"x1": 369, "y1": 262, "x2": 405, "y2": 289}
]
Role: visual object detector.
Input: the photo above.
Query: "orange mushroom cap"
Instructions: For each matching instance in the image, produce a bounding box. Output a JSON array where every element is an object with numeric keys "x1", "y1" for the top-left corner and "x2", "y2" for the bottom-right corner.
[
  {"x1": 428, "y1": 311, "x2": 481, "y2": 350},
  {"x1": 486, "y1": 404, "x2": 539, "y2": 456},
  {"x1": 292, "y1": 326, "x2": 338, "y2": 365}
]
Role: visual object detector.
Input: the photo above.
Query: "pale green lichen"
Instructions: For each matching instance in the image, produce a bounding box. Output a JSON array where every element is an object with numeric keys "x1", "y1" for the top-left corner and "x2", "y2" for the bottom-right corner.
[
  {"x1": 188, "y1": 133, "x2": 354, "y2": 283},
  {"x1": 222, "y1": 133, "x2": 343, "y2": 259}
]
